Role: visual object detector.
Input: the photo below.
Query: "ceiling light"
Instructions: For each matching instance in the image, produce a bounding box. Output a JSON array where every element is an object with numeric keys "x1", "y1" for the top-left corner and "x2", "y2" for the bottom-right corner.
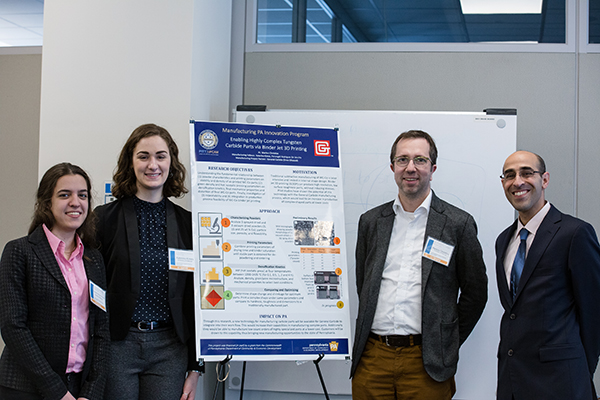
[{"x1": 460, "y1": 0, "x2": 543, "y2": 14}]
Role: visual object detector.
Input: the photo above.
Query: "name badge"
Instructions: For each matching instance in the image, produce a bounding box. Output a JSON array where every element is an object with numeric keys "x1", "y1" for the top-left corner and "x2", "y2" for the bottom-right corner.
[
  {"x1": 169, "y1": 248, "x2": 195, "y2": 272},
  {"x1": 89, "y1": 281, "x2": 107, "y2": 312},
  {"x1": 422, "y1": 237, "x2": 455, "y2": 266}
]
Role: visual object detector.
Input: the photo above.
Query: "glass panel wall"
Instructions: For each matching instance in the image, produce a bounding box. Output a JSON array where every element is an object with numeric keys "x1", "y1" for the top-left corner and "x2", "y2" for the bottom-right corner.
[
  {"x1": 590, "y1": 0, "x2": 600, "y2": 43},
  {"x1": 256, "y1": 0, "x2": 567, "y2": 44}
]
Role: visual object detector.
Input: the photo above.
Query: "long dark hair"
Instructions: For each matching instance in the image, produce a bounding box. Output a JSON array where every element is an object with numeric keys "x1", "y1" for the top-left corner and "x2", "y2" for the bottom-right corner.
[
  {"x1": 29, "y1": 163, "x2": 97, "y2": 248},
  {"x1": 111, "y1": 123, "x2": 188, "y2": 199}
]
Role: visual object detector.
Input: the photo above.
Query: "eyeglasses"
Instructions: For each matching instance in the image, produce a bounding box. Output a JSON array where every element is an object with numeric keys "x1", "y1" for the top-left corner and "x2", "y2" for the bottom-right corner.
[
  {"x1": 500, "y1": 168, "x2": 542, "y2": 180},
  {"x1": 392, "y1": 156, "x2": 431, "y2": 167}
]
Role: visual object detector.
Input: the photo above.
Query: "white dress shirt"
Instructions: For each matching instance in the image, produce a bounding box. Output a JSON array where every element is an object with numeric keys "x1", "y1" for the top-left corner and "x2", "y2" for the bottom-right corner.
[
  {"x1": 503, "y1": 201, "x2": 551, "y2": 284},
  {"x1": 371, "y1": 191, "x2": 432, "y2": 336}
]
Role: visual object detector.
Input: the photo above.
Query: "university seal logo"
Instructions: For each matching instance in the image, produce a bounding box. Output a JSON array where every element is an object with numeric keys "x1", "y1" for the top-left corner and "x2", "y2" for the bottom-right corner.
[{"x1": 199, "y1": 129, "x2": 219, "y2": 150}]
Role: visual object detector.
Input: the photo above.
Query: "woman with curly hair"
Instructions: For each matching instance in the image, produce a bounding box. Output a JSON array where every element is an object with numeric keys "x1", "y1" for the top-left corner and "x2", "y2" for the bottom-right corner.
[{"x1": 95, "y1": 124, "x2": 202, "y2": 400}]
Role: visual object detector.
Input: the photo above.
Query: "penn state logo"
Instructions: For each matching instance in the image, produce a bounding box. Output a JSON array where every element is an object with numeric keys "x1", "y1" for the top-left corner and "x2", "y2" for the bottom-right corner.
[{"x1": 199, "y1": 130, "x2": 218, "y2": 150}]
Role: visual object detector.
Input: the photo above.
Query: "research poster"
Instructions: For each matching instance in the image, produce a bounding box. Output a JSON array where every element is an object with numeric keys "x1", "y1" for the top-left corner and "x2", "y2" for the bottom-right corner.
[{"x1": 190, "y1": 120, "x2": 352, "y2": 361}]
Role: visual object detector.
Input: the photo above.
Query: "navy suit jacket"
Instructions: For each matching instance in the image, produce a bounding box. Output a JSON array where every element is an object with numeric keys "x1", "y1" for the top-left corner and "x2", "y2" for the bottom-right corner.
[
  {"x1": 351, "y1": 192, "x2": 488, "y2": 382},
  {"x1": 0, "y1": 225, "x2": 109, "y2": 400},
  {"x1": 495, "y1": 204, "x2": 600, "y2": 400}
]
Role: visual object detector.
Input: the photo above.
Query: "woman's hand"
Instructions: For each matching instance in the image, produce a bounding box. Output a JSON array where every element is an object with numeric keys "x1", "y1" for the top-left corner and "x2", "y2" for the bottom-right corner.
[{"x1": 180, "y1": 370, "x2": 200, "y2": 400}]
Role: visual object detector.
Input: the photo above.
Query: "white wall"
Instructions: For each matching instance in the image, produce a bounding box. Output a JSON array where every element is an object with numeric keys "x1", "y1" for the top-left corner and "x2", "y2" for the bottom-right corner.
[
  {"x1": 39, "y1": 0, "x2": 195, "y2": 208},
  {"x1": 191, "y1": 0, "x2": 233, "y2": 123},
  {"x1": 38, "y1": 0, "x2": 233, "y2": 397}
]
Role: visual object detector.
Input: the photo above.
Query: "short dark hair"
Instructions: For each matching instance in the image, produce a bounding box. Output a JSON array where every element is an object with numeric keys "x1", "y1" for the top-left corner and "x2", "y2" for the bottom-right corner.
[
  {"x1": 534, "y1": 152, "x2": 546, "y2": 174},
  {"x1": 390, "y1": 130, "x2": 438, "y2": 165},
  {"x1": 506, "y1": 151, "x2": 547, "y2": 175},
  {"x1": 112, "y1": 123, "x2": 188, "y2": 199},
  {"x1": 29, "y1": 163, "x2": 97, "y2": 248}
]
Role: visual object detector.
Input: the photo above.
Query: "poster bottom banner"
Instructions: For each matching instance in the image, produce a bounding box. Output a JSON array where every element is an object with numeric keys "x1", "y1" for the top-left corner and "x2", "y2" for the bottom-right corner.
[{"x1": 201, "y1": 338, "x2": 349, "y2": 356}]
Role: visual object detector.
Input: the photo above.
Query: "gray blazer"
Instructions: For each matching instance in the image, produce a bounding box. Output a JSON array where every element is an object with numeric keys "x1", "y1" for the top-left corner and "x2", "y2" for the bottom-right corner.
[{"x1": 351, "y1": 192, "x2": 488, "y2": 382}]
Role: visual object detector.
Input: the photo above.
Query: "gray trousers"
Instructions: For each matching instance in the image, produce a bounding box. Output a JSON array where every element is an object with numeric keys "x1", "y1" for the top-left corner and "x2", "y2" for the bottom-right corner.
[{"x1": 105, "y1": 327, "x2": 187, "y2": 400}]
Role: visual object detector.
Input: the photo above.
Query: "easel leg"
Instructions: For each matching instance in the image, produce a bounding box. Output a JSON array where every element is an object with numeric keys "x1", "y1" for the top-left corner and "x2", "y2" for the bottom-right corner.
[
  {"x1": 212, "y1": 355, "x2": 232, "y2": 400},
  {"x1": 313, "y1": 353, "x2": 330, "y2": 400},
  {"x1": 239, "y1": 361, "x2": 246, "y2": 400}
]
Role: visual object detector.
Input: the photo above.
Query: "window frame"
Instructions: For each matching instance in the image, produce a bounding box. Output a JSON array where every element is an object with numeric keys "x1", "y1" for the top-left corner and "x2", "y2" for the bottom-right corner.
[
  {"x1": 246, "y1": 0, "x2": 581, "y2": 53},
  {"x1": 580, "y1": 0, "x2": 600, "y2": 52}
]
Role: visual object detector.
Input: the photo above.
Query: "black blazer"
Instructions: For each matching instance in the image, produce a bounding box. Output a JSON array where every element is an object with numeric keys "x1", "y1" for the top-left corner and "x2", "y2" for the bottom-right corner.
[
  {"x1": 95, "y1": 197, "x2": 200, "y2": 370},
  {"x1": 495, "y1": 205, "x2": 600, "y2": 400},
  {"x1": 0, "y1": 225, "x2": 109, "y2": 400},
  {"x1": 351, "y1": 192, "x2": 488, "y2": 381}
]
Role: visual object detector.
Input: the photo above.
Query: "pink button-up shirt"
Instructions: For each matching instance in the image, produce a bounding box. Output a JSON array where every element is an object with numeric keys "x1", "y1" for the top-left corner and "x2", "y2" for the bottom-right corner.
[{"x1": 43, "y1": 224, "x2": 89, "y2": 373}]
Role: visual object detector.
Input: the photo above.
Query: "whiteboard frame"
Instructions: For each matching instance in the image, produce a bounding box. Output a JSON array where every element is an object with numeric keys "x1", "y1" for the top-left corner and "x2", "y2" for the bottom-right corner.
[{"x1": 228, "y1": 109, "x2": 516, "y2": 399}]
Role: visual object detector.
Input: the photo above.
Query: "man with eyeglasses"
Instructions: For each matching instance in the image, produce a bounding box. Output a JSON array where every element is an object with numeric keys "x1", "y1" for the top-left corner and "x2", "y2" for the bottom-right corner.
[
  {"x1": 351, "y1": 130, "x2": 488, "y2": 399},
  {"x1": 495, "y1": 150, "x2": 600, "y2": 400}
]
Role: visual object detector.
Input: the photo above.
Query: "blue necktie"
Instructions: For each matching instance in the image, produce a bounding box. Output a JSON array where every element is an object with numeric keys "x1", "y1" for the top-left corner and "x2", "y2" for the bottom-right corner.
[{"x1": 510, "y1": 228, "x2": 529, "y2": 300}]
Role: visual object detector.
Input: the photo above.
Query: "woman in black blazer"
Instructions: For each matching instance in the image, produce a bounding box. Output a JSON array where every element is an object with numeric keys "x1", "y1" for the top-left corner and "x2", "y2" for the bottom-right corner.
[
  {"x1": 0, "y1": 163, "x2": 109, "y2": 400},
  {"x1": 95, "y1": 124, "x2": 202, "y2": 400}
]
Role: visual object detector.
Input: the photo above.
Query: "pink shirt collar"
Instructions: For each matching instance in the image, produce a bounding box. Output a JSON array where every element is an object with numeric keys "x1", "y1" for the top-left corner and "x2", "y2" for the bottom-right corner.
[{"x1": 43, "y1": 224, "x2": 84, "y2": 260}]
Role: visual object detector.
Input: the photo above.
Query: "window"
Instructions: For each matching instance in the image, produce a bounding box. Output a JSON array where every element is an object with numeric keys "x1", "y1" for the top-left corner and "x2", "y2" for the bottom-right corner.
[
  {"x1": 255, "y1": 0, "x2": 566, "y2": 44},
  {"x1": 590, "y1": 0, "x2": 600, "y2": 43},
  {"x1": 257, "y1": 0, "x2": 356, "y2": 43}
]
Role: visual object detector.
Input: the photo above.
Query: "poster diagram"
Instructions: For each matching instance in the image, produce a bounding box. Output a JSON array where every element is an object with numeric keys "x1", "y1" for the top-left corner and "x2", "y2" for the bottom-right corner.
[
  {"x1": 199, "y1": 213, "x2": 226, "y2": 310},
  {"x1": 190, "y1": 120, "x2": 352, "y2": 361}
]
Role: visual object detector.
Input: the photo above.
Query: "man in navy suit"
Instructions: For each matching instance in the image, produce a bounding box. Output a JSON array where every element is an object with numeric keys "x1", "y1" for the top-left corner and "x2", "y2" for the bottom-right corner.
[
  {"x1": 351, "y1": 130, "x2": 487, "y2": 399},
  {"x1": 496, "y1": 150, "x2": 600, "y2": 399}
]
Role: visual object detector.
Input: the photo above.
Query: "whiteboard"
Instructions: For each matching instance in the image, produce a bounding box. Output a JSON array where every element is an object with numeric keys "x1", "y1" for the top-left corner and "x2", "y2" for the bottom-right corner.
[{"x1": 228, "y1": 109, "x2": 516, "y2": 399}]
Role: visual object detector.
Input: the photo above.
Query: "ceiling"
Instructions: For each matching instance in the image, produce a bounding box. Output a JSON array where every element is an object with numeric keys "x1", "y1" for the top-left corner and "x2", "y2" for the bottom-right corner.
[{"x1": 0, "y1": 0, "x2": 43, "y2": 47}]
